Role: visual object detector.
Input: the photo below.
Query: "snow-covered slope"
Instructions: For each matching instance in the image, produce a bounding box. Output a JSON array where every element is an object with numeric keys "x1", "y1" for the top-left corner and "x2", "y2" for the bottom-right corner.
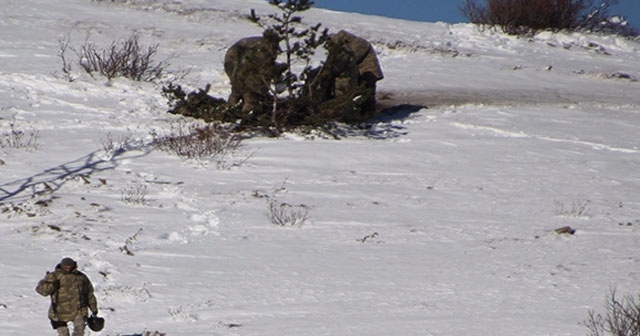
[{"x1": 1, "y1": 1, "x2": 639, "y2": 335}]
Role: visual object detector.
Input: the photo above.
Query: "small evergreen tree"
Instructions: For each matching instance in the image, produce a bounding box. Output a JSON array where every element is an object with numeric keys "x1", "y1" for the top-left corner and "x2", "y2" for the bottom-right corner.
[
  {"x1": 163, "y1": 1, "x2": 381, "y2": 135},
  {"x1": 252, "y1": 0, "x2": 328, "y2": 108}
]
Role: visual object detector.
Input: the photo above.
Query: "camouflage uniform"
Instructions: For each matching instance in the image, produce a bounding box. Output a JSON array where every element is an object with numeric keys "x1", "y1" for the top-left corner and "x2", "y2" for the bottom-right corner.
[
  {"x1": 36, "y1": 258, "x2": 98, "y2": 336},
  {"x1": 328, "y1": 30, "x2": 384, "y2": 112},
  {"x1": 224, "y1": 30, "x2": 281, "y2": 113}
]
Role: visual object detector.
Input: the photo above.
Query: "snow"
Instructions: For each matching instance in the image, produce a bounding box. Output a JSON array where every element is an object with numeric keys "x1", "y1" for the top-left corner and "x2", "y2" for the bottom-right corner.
[{"x1": 1, "y1": 0, "x2": 640, "y2": 335}]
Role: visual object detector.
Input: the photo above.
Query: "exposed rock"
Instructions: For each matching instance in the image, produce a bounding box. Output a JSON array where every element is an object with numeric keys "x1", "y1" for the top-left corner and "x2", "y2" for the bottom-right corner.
[{"x1": 554, "y1": 226, "x2": 576, "y2": 235}]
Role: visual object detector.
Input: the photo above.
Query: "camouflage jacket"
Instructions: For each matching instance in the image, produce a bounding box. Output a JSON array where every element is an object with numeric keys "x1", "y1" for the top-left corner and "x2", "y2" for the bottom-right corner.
[{"x1": 35, "y1": 264, "x2": 98, "y2": 322}]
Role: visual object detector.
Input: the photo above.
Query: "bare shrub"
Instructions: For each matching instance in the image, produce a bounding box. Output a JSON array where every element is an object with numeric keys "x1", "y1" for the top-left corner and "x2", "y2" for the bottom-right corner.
[
  {"x1": 460, "y1": 0, "x2": 637, "y2": 36},
  {"x1": 120, "y1": 228, "x2": 143, "y2": 256},
  {"x1": 121, "y1": 183, "x2": 149, "y2": 205},
  {"x1": 553, "y1": 199, "x2": 590, "y2": 218},
  {"x1": 1, "y1": 122, "x2": 40, "y2": 151},
  {"x1": 100, "y1": 132, "x2": 131, "y2": 160},
  {"x1": 57, "y1": 34, "x2": 75, "y2": 82},
  {"x1": 357, "y1": 232, "x2": 380, "y2": 243},
  {"x1": 268, "y1": 199, "x2": 309, "y2": 227},
  {"x1": 584, "y1": 289, "x2": 640, "y2": 336},
  {"x1": 137, "y1": 331, "x2": 166, "y2": 336},
  {"x1": 76, "y1": 33, "x2": 168, "y2": 81},
  {"x1": 151, "y1": 122, "x2": 242, "y2": 163}
]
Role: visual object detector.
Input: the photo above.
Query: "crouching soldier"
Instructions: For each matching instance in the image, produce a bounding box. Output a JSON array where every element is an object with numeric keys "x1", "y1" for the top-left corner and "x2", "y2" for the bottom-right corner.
[{"x1": 36, "y1": 257, "x2": 99, "y2": 336}]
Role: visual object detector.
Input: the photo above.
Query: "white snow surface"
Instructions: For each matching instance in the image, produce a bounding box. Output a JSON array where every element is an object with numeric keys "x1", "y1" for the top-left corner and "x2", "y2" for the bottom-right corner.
[{"x1": 1, "y1": 0, "x2": 640, "y2": 335}]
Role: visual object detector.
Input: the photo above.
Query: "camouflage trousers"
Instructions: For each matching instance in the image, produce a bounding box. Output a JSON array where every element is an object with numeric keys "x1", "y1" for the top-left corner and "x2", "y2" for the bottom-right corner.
[{"x1": 55, "y1": 313, "x2": 85, "y2": 336}]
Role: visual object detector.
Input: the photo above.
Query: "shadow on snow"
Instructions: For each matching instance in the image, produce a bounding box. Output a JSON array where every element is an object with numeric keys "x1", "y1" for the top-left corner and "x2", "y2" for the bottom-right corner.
[{"x1": 0, "y1": 146, "x2": 152, "y2": 203}]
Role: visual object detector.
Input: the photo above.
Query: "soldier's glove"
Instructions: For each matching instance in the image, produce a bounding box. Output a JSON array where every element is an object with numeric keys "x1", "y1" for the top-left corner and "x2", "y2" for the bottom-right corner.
[
  {"x1": 44, "y1": 271, "x2": 56, "y2": 281},
  {"x1": 45, "y1": 272, "x2": 60, "y2": 289}
]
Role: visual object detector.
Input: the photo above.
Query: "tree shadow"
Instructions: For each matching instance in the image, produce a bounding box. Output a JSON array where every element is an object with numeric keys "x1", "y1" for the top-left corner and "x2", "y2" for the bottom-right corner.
[
  {"x1": 0, "y1": 146, "x2": 153, "y2": 203},
  {"x1": 364, "y1": 103, "x2": 428, "y2": 139},
  {"x1": 320, "y1": 103, "x2": 427, "y2": 139},
  {"x1": 377, "y1": 103, "x2": 427, "y2": 121}
]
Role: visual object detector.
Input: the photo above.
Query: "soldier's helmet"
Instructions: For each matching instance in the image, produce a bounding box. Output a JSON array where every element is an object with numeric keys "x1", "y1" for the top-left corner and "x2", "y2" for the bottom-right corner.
[{"x1": 88, "y1": 315, "x2": 105, "y2": 332}]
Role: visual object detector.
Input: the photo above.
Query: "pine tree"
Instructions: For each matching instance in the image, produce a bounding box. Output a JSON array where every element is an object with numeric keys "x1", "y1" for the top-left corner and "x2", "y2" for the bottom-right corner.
[{"x1": 253, "y1": 0, "x2": 328, "y2": 100}]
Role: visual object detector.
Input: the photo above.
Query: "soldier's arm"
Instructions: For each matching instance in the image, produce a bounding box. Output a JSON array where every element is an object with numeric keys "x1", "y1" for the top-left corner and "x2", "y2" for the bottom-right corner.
[
  {"x1": 85, "y1": 275, "x2": 99, "y2": 315},
  {"x1": 35, "y1": 271, "x2": 59, "y2": 297}
]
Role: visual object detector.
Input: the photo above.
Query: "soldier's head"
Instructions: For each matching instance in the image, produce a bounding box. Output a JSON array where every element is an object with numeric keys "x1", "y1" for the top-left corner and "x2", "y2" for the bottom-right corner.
[
  {"x1": 60, "y1": 257, "x2": 76, "y2": 272},
  {"x1": 262, "y1": 29, "x2": 282, "y2": 56}
]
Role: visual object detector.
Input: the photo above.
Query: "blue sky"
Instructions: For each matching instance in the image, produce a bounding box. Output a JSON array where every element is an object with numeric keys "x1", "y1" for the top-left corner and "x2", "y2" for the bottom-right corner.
[{"x1": 313, "y1": 0, "x2": 640, "y2": 31}]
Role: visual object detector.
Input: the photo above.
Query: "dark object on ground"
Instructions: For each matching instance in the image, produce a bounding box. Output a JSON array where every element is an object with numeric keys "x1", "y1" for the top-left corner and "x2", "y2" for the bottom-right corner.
[{"x1": 88, "y1": 315, "x2": 105, "y2": 332}]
